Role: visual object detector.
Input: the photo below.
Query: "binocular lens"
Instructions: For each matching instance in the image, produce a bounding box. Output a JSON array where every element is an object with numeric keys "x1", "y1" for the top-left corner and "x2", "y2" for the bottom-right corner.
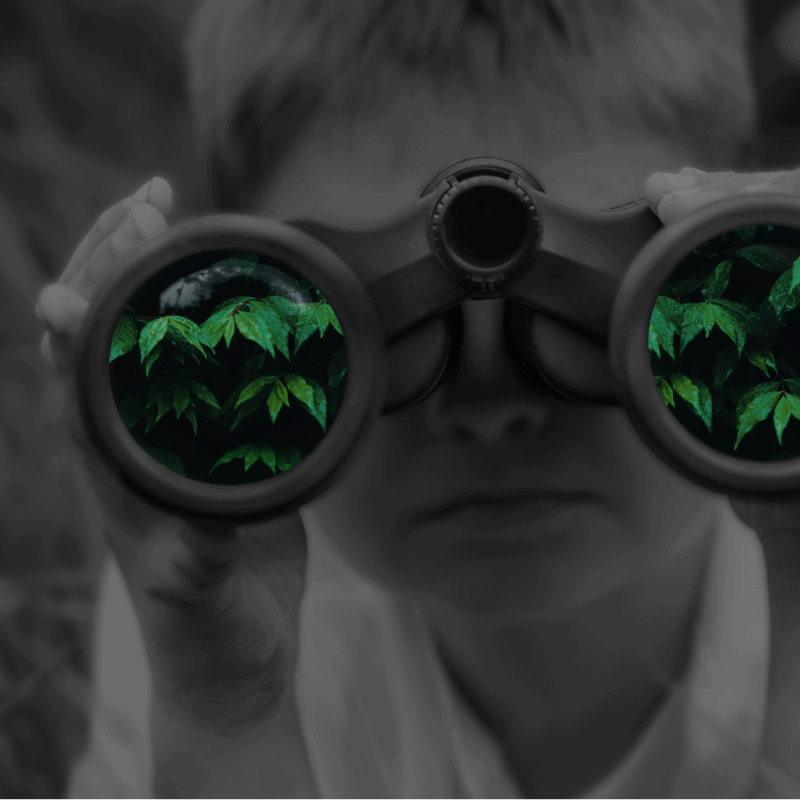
[
  {"x1": 649, "y1": 223, "x2": 800, "y2": 462},
  {"x1": 108, "y1": 249, "x2": 348, "y2": 484}
]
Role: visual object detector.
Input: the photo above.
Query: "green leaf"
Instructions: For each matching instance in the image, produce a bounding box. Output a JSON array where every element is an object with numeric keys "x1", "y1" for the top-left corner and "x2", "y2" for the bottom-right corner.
[
  {"x1": 736, "y1": 382, "x2": 781, "y2": 420},
  {"x1": 231, "y1": 396, "x2": 263, "y2": 431},
  {"x1": 655, "y1": 376, "x2": 674, "y2": 406},
  {"x1": 679, "y1": 304, "x2": 707, "y2": 355},
  {"x1": 700, "y1": 259, "x2": 733, "y2": 301},
  {"x1": 711, "y1": 306, "x2": 747, "y2": 356},
  {"x1": 757, "y1": 298, "x2": 783, "y2": 347},
  {"x1": 734, "y1": 226, "x2": 758, "y2": 246},
  {"x1": 710, "y1": 298, "x2": 770, "y2": 346},
  {"x1": 743, "y1": 342, "x2": 778, "y2": 378},
  {"x1": 267, "y1": 379, "x2": 290, "y2": 424},
  {"x1": 319, "y1": 303, "x2": 343, "y2": 336},
  {"x1": 670, "y1": 374, "x2": 713, "y2": 434},
  {"x1": 142, "y1": 448, "x2": 186, "y2": 477},
  {"x1": 249, "y1": 300, "x2": 291, "y2": 360},
  {"x1": 139, "y1": 318, "x2": 170, "y2": 363},
  {"x1": 649, "y1": 301, "x2": 679, "y2": 360},
  {"x1": 327, "y1": 345, "x2": 347, "y2": 388},
  {"x1": 110, "y1": 315, "x2": 139, "y2": 362},
  {"x1": 236, "y1": 375, "x2": 277, "y2": 407},
  {"x1": 285, "y1": 373, "x2": 315, "y2": 411},
  {"x1": 293, "y1": 304, "x2": 320, "y2": 356},
  {"x1": 663, "y1": 271, "x2": 707, "y2": 299},
  {"x1": 144, "y1": 342, "x2": 164, "y2": 377},
  {"x1": 117, "y1": 391, "x2": 147, "y2": 429},
  {"x1": 268, "y1": 296, "x2": 300, "y2": 328},
  {"x1": 304, "y1": 377, "x2": 328, "y2": 432},
  {"x1": 165, "y1": 316, "x2": 213, "y2": 360},
  {"x1": 188, "y1": 381, "x2": 221, "y2": 409},
  {"x1": 737, "y1": 244, "x2": 792, "y2": 273},
  {"x1": 235, "y1": 311, "x2": 276, "y2": 357},
  {"x1": 173, "y1": 384, "x2": 192, "y2": 419},
  {"x1": 144, "y1": 404, "x2": 159, "y2": 434},
  {"x1": 202, "y1": 297, "x2": 254, "y2": 347},
  {"x1": 259, "y1": 446, "x2": 277, "y2": 474},
  {"x1": 185, "y1": 406, "x2": 198, "y2": 435},
  {"x1": 790, "y1": 257, "x2": 800, "y2": 296},
  {"x1": 773, "y1": 394, "x2": 800, "y2": 445},
  {"x1": 146, "y1": 376, "x2": 179, "y2": 408},
  {"x1": 713, "y1": 342, "x2": 739, "y2": 388},
  {"x1": 655, "y1": 296, "x2": 684, "y2": 328},
  {"x1": 209, "y1": 443, "x2": 278, "y2": 475},
  {"x1": 765, "y1": 267, "x2": 799, "y2": 317},
  {"x1": 204, "y1": 296, "x2": 254, "y2": 327},
  {"x1": 275, "y1": 444, "x2": 303, "y2": 473},
  {"x1": 734, "y1": 389, "x2": 782, "y2": 449}
]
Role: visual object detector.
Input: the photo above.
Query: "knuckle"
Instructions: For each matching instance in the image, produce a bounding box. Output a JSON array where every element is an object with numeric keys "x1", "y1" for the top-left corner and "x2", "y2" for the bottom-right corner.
[
  {"x1": 109, "y1": 211, "x2": 141, "y2": 253},
  {"x1": 94, "y1": 204, "x2": 121, "y2": 235}
]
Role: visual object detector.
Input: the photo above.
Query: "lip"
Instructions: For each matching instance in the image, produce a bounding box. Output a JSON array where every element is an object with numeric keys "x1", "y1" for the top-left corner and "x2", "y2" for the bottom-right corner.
[{"x1": 405, "y1": 489, "x2": 601, "y2": 531}]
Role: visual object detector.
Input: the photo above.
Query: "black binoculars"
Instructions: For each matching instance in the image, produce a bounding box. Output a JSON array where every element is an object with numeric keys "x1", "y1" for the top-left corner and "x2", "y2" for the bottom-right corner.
[{"x1": 71, "y1": 156, "x2": 800, "y2": 524}]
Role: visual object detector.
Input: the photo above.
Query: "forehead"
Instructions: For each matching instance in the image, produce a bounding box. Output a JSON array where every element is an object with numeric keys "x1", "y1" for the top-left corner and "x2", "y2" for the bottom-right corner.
[{"x1": 254, "y1": 82, "x2": 699, "y2": 223}]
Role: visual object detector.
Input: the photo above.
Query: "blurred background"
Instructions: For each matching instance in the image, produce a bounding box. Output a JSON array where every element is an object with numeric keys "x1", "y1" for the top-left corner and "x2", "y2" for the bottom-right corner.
[{"x1": 1, "y1": 0, "x2": 800, "y2": 795}]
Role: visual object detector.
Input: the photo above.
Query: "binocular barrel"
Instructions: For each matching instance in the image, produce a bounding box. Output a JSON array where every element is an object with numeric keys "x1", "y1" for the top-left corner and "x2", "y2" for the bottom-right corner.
[{"x1": 68, "y1": 156, "x2": 800, "y2": 526}]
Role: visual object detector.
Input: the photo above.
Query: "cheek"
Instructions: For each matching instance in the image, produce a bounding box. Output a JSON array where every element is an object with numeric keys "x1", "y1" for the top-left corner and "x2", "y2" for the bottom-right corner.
[{"x1": 301, "y1": 419, "x2": 407, "y2": 579}]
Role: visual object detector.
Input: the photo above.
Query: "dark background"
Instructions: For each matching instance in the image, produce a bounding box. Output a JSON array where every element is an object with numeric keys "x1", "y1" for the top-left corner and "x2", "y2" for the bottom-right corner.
[{"x1": 0, "y1": 0, "x2": 799, "y2": 795}]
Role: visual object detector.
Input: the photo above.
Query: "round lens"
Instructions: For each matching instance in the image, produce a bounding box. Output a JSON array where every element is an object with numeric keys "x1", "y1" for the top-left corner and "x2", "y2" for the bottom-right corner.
[
  {"x1": 648, "y1": 224, "x2": 800, "y2": 462},
  {"x1": 108, "y1": 249, "x2": 348, "y2": 484}
]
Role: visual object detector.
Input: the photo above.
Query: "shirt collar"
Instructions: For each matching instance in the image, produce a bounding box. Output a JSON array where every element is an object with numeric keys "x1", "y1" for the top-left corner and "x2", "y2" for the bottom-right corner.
[{"x1": 434, "y1": 498, "x2": 770, "y2": 798}]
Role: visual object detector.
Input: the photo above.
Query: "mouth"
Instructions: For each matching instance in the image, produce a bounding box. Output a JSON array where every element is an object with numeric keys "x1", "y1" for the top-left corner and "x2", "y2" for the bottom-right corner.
[{"x1": 405, "y1": 489, "x2": 601, "y2": 530}]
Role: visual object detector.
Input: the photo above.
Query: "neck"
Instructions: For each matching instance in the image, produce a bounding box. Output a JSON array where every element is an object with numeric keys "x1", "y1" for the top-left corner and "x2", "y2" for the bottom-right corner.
[{"x1": 423, "y1": 521, "x2": 717, "y2": 797}]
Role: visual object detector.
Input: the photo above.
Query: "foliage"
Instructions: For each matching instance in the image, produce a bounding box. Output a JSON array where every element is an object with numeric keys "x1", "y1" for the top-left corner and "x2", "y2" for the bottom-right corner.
[
  {"x1": 109, "y1": 268, "x2": 347, "y2": 481},
  {"x1": 649, "y1": 225, "x2": 800, "y2": 459}
]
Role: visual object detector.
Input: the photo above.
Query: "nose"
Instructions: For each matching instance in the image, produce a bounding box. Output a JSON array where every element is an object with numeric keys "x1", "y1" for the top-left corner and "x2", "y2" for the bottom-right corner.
[{"x1": 422, "y1": 299, "x2": 554, "y2": 445}]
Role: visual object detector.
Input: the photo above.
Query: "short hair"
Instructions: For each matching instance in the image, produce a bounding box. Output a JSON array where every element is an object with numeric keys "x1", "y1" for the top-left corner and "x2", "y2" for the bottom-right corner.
[{"x1": 185, "y1": 0, "x2": 757, "y2": 211}]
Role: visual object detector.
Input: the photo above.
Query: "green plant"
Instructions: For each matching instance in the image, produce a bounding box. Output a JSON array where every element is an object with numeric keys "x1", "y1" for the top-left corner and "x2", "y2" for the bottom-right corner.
[
  {"x1": 649, "y1": 224, "x2": 800, "y2": 460},
  {"x1": 108, "y1": 258, "x2": 347, "y2": 482}
]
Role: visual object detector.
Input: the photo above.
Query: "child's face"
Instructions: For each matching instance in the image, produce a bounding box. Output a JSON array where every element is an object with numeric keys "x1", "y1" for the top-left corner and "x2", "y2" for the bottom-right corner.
[{"x1": 256, "y1": 88, "x2": 720, "y2": 619}]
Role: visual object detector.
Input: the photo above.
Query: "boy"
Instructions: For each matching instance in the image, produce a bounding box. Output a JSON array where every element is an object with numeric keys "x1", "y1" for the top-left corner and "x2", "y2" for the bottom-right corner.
[{"x1": 36, "y1": 0, "x2": 800, "y2": 795}]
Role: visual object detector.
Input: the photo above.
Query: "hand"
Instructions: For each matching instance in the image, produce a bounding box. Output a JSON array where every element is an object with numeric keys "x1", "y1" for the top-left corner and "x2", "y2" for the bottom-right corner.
[
  {"x1": 34, "y1": 178, "x2": 308, "y2": 729},
  {"x1": 645, "y1": 164, "x2": 800, "y2": 543},
  {"x1": 645, "y1": 165, "x2": 800, "y2": 225}
]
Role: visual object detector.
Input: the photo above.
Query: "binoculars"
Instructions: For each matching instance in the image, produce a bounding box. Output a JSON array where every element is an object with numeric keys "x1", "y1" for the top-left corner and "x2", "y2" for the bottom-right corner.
[{"x1": 71, "y1": 156, "x2": 800, "y2": 525}]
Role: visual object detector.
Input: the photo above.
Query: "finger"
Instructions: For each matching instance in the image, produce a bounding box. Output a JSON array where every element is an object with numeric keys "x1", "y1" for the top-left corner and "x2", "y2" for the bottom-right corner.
[
  {"x1": 645, "y1": 172, "x2": 699, "y2": 214},
  {"x1": 60, "y1": 177, "x2": 173, "y2": 287},
  {"x1": 697, "y1": 169, "x2": 793, "y2": 194},
  {"x1": 678, "y1": 167, "x2": 708, "y2": 177},
  {"x1": 35, "y1": 282, "x2": 90, "y2": 339},
  {"x1": 69, "y1": 203, "x2": 168, "y2": 300},
  {"x1": 656, "y1": 187, "x2": 733, "y2": 226}
]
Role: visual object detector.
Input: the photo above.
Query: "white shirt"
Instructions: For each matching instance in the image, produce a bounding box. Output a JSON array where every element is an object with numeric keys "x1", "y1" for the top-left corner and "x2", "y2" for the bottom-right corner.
[{"x1": 69, "y1": 498, "x2": 798, "y2": 798}]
